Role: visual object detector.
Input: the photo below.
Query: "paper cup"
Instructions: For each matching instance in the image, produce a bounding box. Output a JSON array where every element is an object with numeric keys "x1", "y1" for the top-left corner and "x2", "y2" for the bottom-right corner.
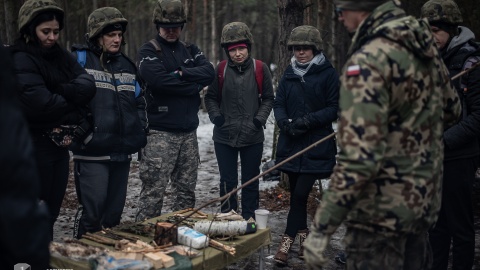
[{"x1": 254, "y1": 209, "x2": 270, "y2": 229}]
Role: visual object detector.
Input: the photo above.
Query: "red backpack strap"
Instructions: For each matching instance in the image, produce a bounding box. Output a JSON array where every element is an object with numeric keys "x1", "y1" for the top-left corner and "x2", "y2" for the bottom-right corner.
[
  {"x1": 217, "y1": 60, "x2": 227, "y2": 102},
  {"x1": 253, "y1": 59, "x2": 264, "y2": 99}
]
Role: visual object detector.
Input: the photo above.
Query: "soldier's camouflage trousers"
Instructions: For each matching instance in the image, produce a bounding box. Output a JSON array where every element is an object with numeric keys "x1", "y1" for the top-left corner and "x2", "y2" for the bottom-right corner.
[
  {"x1": 136, "y1": 130, "x2": 199, "y2": 221},
  {"x1": 344, "y1": 227, "x2": 432, "y2": 270}
]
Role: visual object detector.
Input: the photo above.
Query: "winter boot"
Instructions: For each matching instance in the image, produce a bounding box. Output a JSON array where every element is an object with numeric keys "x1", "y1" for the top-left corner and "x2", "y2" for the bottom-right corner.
[
  {"x1": 297, "y1": 229, "x2": 309, "y2": 259},
  {"x1": 274, "y1": 235, "x2": 294, "y2": 265}
]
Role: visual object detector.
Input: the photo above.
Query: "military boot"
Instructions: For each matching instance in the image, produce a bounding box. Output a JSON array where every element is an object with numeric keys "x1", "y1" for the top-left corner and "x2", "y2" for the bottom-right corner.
[
  {"x1": 274, "y1": 235, "x2": 294, "y2": 265},
  {"x1": 296, "y1": 229, "x2": 309, "y2": 259}
]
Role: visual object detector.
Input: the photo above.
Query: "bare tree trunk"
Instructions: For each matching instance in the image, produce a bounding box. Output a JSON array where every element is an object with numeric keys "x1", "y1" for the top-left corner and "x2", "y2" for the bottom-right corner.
[
  {"x1": 209, "y1": 0, "x2": 217, "y2": 65},
  {"x1": 202, "y1": 0, "x2": 208, "y2": 56},
  {"x1": 4, "y1": 0, "x2": 22, "y2": 44},
  {"x1": 0, "y1": 0, "x2": 6, "y2": 43}
]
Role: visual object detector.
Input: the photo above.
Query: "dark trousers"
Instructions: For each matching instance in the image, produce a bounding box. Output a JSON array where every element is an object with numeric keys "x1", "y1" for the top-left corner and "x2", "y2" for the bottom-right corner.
[
  {"x1": 74, "y1": 161, "x2": 130, "y2": 238},
  {"x1": 429, "y1": 157, "x2": 477, "y2": 270},
  {"x1": 214, "y1": 142, "x2": 263, "y2": 220},
  {"x1": 33, "y1": 135, "x2": 69, "y2": 240},
  {"x1": 285, "y1": 173, "x2": 324, "y2": 237}
]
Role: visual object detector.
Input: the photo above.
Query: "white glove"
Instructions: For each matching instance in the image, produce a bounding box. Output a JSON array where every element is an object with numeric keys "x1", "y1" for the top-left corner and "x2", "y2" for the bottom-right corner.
[{"x1": 304, "y1": 230, "x2": 331, "y2": 270}]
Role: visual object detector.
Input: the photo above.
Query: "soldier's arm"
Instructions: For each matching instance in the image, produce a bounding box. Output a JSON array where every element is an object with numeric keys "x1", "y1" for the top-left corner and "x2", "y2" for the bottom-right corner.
[
  {"x1": 313, "y1": 54, "x2": 390, "y2": 234},
  {"x1": 179, "y1": 44, "x2": 215, "y2": 87},
  {"x1": 137, "y1": 44, "x2": 201, "y2": 96}
]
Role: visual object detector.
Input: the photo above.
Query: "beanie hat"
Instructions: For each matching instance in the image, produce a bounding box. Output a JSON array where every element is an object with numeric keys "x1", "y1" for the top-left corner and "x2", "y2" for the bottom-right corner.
[
  {"x1": 334, "y1": 0, "x2": 390, "y2": 11},
  {"x1": 227, "y1": 43, "x2": 247, "y2": 51},
  {"x1": 429, "y1": 21, "x2": 458, "y2": 38}
]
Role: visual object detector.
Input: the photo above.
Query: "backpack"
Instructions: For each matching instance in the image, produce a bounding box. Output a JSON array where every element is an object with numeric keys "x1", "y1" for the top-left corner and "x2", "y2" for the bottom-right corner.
[
  {"x1": 217, "y1": 59, "x2": 264, "y2": 103},
  {"x1": 75, "y1": 49, "x2": 142, "y2": 98}
]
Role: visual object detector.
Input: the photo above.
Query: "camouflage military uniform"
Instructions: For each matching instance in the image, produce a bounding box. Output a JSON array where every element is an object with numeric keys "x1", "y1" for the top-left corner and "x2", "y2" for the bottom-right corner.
[
  {"x1": 136, "y1": 0, "x2": 214, "y2": 221},
  {"x1": 136, "y1": 130, "x2": 199, "y2": 221},
  {"x1": 304, "y1": 1, "x2": 461, "y2": 269}
]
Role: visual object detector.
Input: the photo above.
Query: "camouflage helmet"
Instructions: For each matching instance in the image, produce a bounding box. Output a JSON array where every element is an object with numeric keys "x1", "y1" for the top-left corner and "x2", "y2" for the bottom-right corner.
[
  {"x1": 287, "y1": 25, "x2": 323, "y2": 51},
  {"x1": 220, "y1": 22, "x2": 254, "y2": 47},
  {"x1": 87, "y1": 7, "x2": 128, "y2": 40},
  {"x1": 152, "y1": 0, "x2": 186, "y2": 27},
  {"x1": 421, "y1": 0, "x2": 463, "y2": 25},
  {"x1": 18, "y1": 0, "x2": 64, "y2": 32}
]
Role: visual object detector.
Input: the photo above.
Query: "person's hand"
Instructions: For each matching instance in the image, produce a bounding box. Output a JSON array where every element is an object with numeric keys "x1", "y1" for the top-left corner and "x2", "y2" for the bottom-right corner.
[
  {"x1": 253, "y1": 118, "x2": 262, "y2": 129},
  {"x1": 213, "y1": 115, "x2": 225, "y2": 127},
  {"x1": 292, "y1": 116, "x2": 311, "y2": 130},
  {"x1": 284, "y1": 122, "x2": 307, "y2": 137},
  {"x1": 304, "y1": 230, "x2": 331, "y2": 270}
]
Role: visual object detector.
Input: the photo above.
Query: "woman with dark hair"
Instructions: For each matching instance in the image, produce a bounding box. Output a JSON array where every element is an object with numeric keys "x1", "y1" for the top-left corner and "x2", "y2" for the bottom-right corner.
[{"x1": 11, "y1": 0, "x2": 95, "y2": 240}]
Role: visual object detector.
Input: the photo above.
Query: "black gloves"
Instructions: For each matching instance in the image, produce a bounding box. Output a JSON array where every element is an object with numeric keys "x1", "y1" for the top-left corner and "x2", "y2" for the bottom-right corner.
[
  {"x1": 253, "y1": 118, "x2": 263, "y2": 129},
  {"x1": 280, "y1": 117, "x2": 309, "y2": 137},
  {"x1": 213, "y1": 115, "x2": 225, "y2": 127},
  {"x1": 292, "y1": 116, "x2": 311, "y2": 130}
]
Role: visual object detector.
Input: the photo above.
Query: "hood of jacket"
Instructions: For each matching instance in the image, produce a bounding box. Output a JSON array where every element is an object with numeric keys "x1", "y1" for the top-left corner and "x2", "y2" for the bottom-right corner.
[
  {"x1": 446, "y1": 26, "x2": 476, "y2": 52},
  {"x1": 349, "y1": 0, "x2": 437, "y2": 60}
]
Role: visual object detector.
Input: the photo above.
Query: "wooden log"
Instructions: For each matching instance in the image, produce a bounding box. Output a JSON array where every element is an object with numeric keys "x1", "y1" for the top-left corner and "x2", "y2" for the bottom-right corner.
[{"x1": 154, "y1": 222, "x2": 178, "y2": 246}]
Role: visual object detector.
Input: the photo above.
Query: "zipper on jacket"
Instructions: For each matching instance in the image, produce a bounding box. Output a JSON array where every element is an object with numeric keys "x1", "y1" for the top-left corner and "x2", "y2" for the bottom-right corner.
[{"x1": 109, "y1": 61, "x2": 125, "y2": 152}]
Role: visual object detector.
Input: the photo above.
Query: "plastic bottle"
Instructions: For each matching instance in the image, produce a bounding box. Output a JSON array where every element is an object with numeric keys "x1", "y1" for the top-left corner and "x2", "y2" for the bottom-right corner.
[{"x1": 177, "y1": 226, "x2": 209, "y2": 249}]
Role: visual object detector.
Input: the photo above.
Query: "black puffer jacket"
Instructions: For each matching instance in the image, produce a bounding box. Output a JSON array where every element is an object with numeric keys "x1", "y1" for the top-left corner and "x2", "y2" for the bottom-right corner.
[
  {"x1": 274, "y1": 56, "x2": 339, "y2": 174},
  {"x1": 0, "y1": 44, "x2": 50, "y2": 269},
  {"x1": 205, "y1": 57, "x2": 274, "y2": 147},
  {"x1": 70, "y1": 45, "x2": 147, "y2": 160},
  {"x1": 442, "y1": 26, "x2": 480, "y2": 161},
  {"x1": 137, "y1": 35, "x2": 215, "y2": 132},
  {"x1": 12, "y1": 43, "x2": 95, "y2": 132}
]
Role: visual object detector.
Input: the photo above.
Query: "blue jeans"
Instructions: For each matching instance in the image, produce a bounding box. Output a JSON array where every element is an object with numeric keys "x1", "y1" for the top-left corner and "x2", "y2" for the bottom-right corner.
[{"x1": 214, "y1": 142, "x2": 263, "y2": 220}]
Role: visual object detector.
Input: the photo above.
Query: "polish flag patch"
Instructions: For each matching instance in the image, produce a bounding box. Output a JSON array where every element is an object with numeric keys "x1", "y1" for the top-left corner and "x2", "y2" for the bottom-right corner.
[{"x1": 347, "y1": 65, "x2": 361, "y2": 76}]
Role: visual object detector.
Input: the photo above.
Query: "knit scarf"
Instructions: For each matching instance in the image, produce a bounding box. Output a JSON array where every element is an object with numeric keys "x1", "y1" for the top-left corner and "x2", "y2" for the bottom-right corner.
[{"x1": 291, "y1": 52, "x2": 325, "y2": 78}]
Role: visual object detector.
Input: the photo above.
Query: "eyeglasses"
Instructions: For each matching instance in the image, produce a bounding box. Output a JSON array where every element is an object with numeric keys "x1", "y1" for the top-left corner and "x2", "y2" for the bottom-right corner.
[
  {"x1": 293, "y1": 46, "x2": 312, "y2": 52},
  {"x1": 335, "y1": 7, "x2": 344, "y2": 18}
]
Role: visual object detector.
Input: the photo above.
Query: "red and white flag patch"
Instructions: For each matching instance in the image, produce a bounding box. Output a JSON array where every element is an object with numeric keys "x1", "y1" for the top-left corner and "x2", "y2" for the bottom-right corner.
[{"x1": 347, "y1": 65, "x2": 360, "y2": 76}]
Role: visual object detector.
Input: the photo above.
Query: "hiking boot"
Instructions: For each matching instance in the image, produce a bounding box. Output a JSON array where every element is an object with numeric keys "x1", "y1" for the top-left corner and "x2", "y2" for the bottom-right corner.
[
  {"x1": 274, "y1": 235, "x2": 294, "y2": 265},
  {"x1": 296, "y1": 229, "x2": 309, "y2": 259}
]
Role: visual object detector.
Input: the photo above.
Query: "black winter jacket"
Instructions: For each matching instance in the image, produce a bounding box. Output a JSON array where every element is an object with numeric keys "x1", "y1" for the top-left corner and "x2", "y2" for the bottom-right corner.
[
  {"x1": 137, "y1": 35, "x2": 215, "y2": 132},
  {"x1": 205, "y1": 57, "x2": 274, "y2": 147},
  {"x1": 0, "y1": 44, "x2": 50, "y2": 269},
  {"x1": 12, "y1": 44, "x2": 96, "y2": 133},
  {"x1": 274, "y1": 56, "x2": 339, "y2": 174},
  {"x1": 442, "y1": 26, "x2": 480, "y2": 161},
  {"x1": 70, "y1": 45, "x2": 147, "y2": 160}
]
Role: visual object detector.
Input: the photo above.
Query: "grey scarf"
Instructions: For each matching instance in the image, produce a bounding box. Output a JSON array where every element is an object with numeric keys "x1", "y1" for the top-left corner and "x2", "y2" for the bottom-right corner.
[{"x1": 291, "y1": 53, "x2": 326, "y2": 78}]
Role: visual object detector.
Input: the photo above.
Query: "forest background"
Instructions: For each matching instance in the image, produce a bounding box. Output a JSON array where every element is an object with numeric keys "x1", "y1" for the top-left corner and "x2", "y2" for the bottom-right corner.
[{"x1": 1, "y1": 0, "x2": 479, "y2": 83}]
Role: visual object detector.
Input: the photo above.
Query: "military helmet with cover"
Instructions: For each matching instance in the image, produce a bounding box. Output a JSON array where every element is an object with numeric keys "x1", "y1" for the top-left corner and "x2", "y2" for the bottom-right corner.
[
  {"x1": 18, "y1": 0, "x2": 64, "y2": 32},
  {"x1": 87, "y1": 7, "x2": 128, "y2": 40},
  {"x1": 287, "y1": 25, "x2": 323, "y2": 51},
  {"x1": 153, "y1": 0, "x2": 187, "y2": 27},
  {"x1": 421, "y1": 0, "x2": 463, "y2": 25},
  {"x1": 220, "y1": 22, "x2": 254, "y2": 47}
]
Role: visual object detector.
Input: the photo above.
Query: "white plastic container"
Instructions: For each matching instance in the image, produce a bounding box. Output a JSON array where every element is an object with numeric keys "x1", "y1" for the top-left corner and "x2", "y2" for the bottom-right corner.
[{"x1": 177, "y1": 226, "x2": 209, "y2": 249}]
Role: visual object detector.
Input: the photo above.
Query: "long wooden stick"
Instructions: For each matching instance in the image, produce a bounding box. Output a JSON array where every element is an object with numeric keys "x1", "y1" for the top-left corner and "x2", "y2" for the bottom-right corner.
[
  {"x1": 451, "y1": 60, "x2": 480, "y2": 81},
  {"x1": 167, "y1": 132, "x2": 337, "y2": 230}
]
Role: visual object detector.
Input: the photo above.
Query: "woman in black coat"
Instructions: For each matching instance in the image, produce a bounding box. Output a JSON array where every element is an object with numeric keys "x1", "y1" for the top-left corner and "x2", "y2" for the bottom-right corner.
[
  {"x1": 273, "y1": 25, "x2": 339, "y2": 265},
  {"x1": 11, "y1": 0, "x2": 96, "y2": 240}
]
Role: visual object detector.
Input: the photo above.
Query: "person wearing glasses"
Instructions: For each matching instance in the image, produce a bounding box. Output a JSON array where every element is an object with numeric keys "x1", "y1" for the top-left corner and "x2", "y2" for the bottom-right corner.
[
  {"x1": 272, "y1": 25, "x2": 339, "y2": 266},
  {"x1": 303, "y1": 0, "x2": 461, "y2": 269}
]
